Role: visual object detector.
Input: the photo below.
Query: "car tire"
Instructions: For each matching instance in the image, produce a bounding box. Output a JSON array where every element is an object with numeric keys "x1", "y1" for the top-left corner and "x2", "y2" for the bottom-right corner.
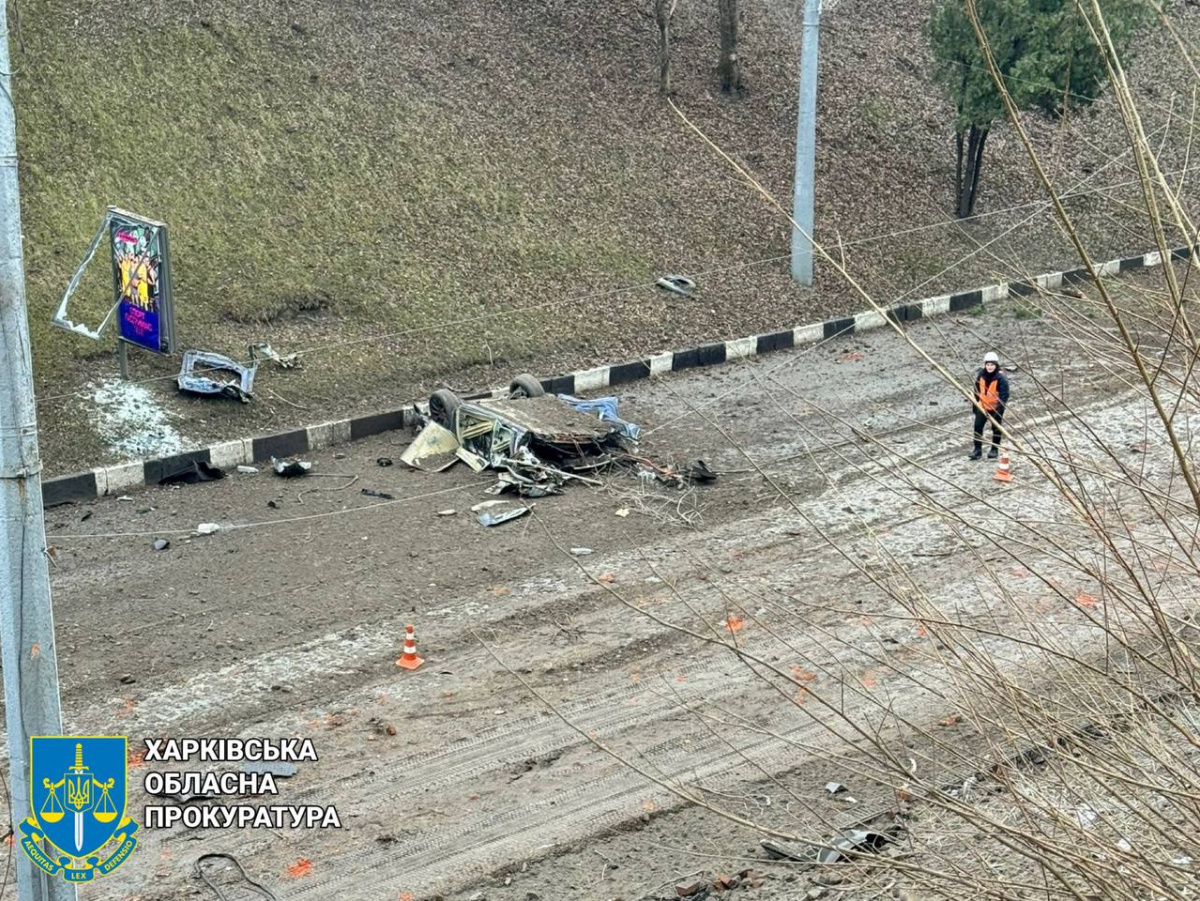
[
  {"x1": 429, "y1": 389, "x2": 461, "y2": 430},
  {"x1": 509, "y1": 374, "x2": 546, "y2": 398}
]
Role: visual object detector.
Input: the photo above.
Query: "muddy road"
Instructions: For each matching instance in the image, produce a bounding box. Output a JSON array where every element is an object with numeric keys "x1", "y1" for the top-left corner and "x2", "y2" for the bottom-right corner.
[{"x1": 0, "y1": 304, "x2": 1168, "y2": 901}]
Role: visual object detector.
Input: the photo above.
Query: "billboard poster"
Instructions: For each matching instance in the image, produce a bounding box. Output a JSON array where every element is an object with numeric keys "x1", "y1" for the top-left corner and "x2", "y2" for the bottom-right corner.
[{"x1": 108, "y1": 210, "x2": 174, "y2": 355}]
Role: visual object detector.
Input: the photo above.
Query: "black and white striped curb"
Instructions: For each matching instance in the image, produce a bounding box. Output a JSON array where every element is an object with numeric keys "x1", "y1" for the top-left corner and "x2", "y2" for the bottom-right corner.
[{"x1": 42, "y1": 244, "x2": 1190, "y2": 507}]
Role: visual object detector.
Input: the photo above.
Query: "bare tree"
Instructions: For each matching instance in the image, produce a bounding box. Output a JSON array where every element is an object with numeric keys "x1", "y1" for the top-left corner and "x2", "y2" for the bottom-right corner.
[
  {"x1": 718, "y1": 0, "x2": 741, "y2": 93},
  {"x1": 655, "y1": 0, "x2": 678, "y2": 96}
]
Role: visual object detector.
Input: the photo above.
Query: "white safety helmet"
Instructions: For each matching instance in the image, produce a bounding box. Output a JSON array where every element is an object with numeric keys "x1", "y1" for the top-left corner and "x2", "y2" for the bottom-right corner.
[{"x1": 983, "y1": 352, "x2": 1000, "y2": 365}]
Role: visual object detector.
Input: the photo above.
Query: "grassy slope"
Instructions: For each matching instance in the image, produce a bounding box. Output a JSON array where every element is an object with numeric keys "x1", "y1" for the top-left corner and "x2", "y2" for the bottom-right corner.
[{"x1": 15, "y1": 0, "x2": 1199, "y2": 474}]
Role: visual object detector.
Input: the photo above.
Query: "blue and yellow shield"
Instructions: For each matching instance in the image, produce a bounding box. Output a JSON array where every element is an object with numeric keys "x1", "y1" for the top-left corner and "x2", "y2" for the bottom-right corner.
[{"x1": 22, "y1": 736, "x2": 139, "y2": 882}]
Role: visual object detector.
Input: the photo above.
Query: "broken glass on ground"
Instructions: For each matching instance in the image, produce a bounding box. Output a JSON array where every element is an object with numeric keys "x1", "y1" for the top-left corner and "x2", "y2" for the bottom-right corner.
[{"x1": 177, "y1": 350, "x2": 257, "y2": 403}]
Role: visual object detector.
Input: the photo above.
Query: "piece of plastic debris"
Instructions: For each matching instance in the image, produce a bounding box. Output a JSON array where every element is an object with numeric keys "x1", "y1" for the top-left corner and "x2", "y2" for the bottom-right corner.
[
  {"x1": 248, "y1": 342, "x2": 299, "y2": 369},
  {"x1": 361, "y1": 488, "x2": 395, "y2": 500},
  {"x1": 471, "y1": 500, "x2": 506, "y2": 512},
  {"x1": 688, "y1": 460, "x2": 718, "y2": 483},
  {"x1": 159, "y1": 460, "x2": 225, "y2": 485},
  {"x1": 816, "y1": 828, "x2": 897, "y2": 864},
  {"x1": 615, "y1": 508, "x2": 630, "y2": 517},
  {"x1": 401, "y1": 422, "x2": 461, "y2": 472},
  {"x1": 436, "y1": 509, "x2": 457, "y2": 516},
  {"x1": 117, "y1": 496, "x2": 133, "y2": 502},
  {"x1": 825, "y1": 781, "x2": 848, "y2": 795},
  {"x1": 477, "y1": 507, "x2": 530, "y2": 527},
  {"x1": 153, "y1": 539, "x2": 170, "y2": 551},
  {"x1": 177, "y1": 350, "x2": 256, "y2": 403},
  {"x1": 237, "y1": 465, "x2": 259, "y2": 474},
  {"x1": 196, "y1": 523, "x2": 220, "y2": 535},
  {"x1": 271, "y1": 456, "x2": 313, "y2": 477},
  {"x1": 571, "y1": 547, "x2": 594, "y2": 556},
  {"x1": 656, "y1": 274, "x2": 696, "y2": 297},
  {"x1": 376, "y1": 457, "x2": 393, "y2": 467},
  {"x1": 555, "y1": 395, "x2": 642, "y2": 441}
]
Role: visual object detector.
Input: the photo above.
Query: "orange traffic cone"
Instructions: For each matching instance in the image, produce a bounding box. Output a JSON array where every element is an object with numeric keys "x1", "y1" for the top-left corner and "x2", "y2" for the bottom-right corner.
[
  {"x1": 396, "y1": 624, "x2": 425, "y2": 670},
  {"x1": 993, "y1": 450, "x2": 1013, "y2": 483}
]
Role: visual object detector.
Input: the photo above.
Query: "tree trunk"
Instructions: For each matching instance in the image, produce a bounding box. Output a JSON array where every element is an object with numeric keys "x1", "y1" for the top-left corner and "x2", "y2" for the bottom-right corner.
[
  {"x1": 655, "y1": 0, "x2": 676, "y2": 96},
  {"x1": 718, "y1": 0, "x2": 740, "y2": 94},
  {"x1": 955, "y1": 124, "x2": 988, "y2": 218}
]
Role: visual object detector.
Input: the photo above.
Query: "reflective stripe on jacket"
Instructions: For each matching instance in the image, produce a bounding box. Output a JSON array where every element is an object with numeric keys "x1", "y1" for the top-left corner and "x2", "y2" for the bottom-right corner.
[{"x1": 975, "y1": 370, "x2": 1009, "y2": 413}]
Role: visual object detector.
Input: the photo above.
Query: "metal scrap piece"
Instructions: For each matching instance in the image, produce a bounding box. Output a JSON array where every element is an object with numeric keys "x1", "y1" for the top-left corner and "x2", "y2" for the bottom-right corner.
[
  {"x1": 656, "y1": 274, "x2": 696, "y2": 297},
  {"x1": 177, "y1": 350, "x2": 257, "y2": 403},
  {"x1": 478, "y1": 506, "x2": 530, "y2": 527},
  {"x1": 401, "y1": 422, "x2": 461, "y2": 472}
]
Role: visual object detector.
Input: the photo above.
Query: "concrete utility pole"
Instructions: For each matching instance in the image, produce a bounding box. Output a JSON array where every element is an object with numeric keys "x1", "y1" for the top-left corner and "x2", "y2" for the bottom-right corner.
[
  {"x1": 0, "y1": 5, "x2": 75, "y2": 901},
  {"x1": 791, "y1": 0, "x2": 822, "y2": 285}
]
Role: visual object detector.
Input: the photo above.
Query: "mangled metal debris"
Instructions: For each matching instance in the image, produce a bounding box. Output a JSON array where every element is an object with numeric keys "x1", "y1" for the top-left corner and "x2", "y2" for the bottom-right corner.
[
  {"x1": 477, "y1": 506, "x2": 530, "y2": 527},
  {"x1": 248, "y1": 343, "x2": 299, "y2": 369},
  {"x1": 177, "y1": 350, "x2": 256, "y2": 403},
  {"x1": 401, "y1": 421, "x2": 461, "y2": 472},
  {"x1": 656, "y1": 274, "x2": 696, "y2": 297}
]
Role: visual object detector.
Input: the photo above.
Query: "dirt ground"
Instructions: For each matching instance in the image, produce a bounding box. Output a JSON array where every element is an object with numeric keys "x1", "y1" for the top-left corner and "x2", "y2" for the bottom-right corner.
[{"x1": 0, "y1": 294, "x2": 1177, "y2": 901}]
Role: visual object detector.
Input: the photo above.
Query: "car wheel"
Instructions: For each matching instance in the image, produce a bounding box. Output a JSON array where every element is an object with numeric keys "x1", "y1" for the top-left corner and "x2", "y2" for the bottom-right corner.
[
  {"x1": 509, "y1": 374, "x2": 545, "y2": 398},
  {"x1": 429, "y1": 389, "x2": 461, "y2": 430}
]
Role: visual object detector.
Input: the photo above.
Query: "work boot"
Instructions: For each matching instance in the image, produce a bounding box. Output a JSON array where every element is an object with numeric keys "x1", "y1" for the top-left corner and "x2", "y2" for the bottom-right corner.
[
  {"x1": 987, "y1": 447, "x2": 999, "y2": 460},
  {"x1": 967, "y1": 450, "x2": 982, "y2": 461}
]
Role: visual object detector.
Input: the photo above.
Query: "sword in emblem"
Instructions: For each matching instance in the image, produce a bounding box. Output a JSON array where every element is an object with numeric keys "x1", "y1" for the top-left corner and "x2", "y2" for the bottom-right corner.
[{"x1": 67, "y1": 743, "x2": 90, "y2": 853}]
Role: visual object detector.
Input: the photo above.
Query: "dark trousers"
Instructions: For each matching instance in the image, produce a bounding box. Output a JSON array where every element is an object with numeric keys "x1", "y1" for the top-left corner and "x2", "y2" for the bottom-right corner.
[{"x1": 973, "y1": 408, "x2": 1004, "y2": 453}]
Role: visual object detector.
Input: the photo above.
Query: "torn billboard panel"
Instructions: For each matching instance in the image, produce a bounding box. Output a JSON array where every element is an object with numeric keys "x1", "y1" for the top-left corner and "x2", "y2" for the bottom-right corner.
[{"x1": 52, "y1": 207, "x2": 176, "y2": 354}]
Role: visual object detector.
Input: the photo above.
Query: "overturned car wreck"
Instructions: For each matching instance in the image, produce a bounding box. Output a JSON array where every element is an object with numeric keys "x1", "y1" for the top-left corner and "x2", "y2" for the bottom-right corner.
[{"x1": 403, "y1": 373, "x2": 687, "y2": 498}]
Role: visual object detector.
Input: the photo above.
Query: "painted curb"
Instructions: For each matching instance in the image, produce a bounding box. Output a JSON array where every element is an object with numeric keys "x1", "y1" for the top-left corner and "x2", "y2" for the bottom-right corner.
[{"x1": 41, "y1": 245, "x2": 1188, "y2": 506}]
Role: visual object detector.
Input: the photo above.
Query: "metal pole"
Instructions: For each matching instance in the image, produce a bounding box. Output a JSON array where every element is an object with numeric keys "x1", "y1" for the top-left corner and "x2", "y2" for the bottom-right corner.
[
  {"x1": 791, "y1": 0, "x2": 821, "y2": 286},
  {"x1": 0, "y1": 6, "x2": 74, "y2": 901}
]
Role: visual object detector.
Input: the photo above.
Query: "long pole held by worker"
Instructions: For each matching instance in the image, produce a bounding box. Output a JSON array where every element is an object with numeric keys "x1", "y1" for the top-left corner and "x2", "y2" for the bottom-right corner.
[
  {"x1": 791, "y1": 0, "x2": 821, "y2": 286},
  {"x1": 0, "y1": 5, "x2": 75, "y2": 900}
]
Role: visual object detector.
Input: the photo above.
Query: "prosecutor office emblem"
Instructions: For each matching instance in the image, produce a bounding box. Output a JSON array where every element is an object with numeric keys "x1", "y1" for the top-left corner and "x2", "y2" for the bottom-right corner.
[{"x1": 21, "y1": 736, "x2": 140, "y2": 882}]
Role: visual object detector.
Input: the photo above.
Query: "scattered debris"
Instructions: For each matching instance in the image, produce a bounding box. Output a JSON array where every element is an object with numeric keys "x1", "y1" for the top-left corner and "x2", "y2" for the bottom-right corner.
[
  {"x1": 571, "y1": 547, "x2": 594, "y2": 556},
  {"x1": 248, "y1": 343, "x2": 299, "y2": 369},
  {"x1": 478, "y1": 506, "x2": 530, "y2": 527},
  {"x1": 817, "y1": 828, "x2": 898, "y2": 864},
  {"x1": 376, "y1": 457, "x2": 394, "y2": 467},
  {"x1": 688, "y1": 460, "x2": 719, "y2": 484},
  {"x1": 153, "y1": 539, "x2": 171, "y2": 551},
  {"x1": 271, "y1": 457, "x2": 313, "y2": 478},
  {"x1": 361, "y1": 488, "x2": 395, "y2": 500},
  {"x1": 177, "y1": 350, "x2": 256, "y2": 403},
  {"x1": 825, "y1": 781, "x2": 848, "y2": 796},
  {"x1": 436, "y1": 509, "x2": 457, "y2": 516},
  {"x1": 656, "y1": 274, "x2": 696, "y2": 297},
  {"x1": 615, "y1": 507, "x2": 630, "y2": 517},
  {"x1": 196, "y1": 523, "x2": 221, "y2": 536},
  {"x1": 471, "y1": 500, "x2": 507, "y2": 513},
  {"x1": 159, "y1": 460, "x2": 225, "y2": 485},
  {"x1": 401, "y1": 422, "x2": 461, "y2": 472},
  {"x1": 237, "y1": 465, "x2": 259, "y2": 474}
]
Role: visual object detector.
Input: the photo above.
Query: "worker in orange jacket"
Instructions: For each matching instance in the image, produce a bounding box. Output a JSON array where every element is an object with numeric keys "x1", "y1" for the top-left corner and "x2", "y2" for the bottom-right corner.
[{"x1": 968, "y1": 351, "x2": 1009, "y2": 460}]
